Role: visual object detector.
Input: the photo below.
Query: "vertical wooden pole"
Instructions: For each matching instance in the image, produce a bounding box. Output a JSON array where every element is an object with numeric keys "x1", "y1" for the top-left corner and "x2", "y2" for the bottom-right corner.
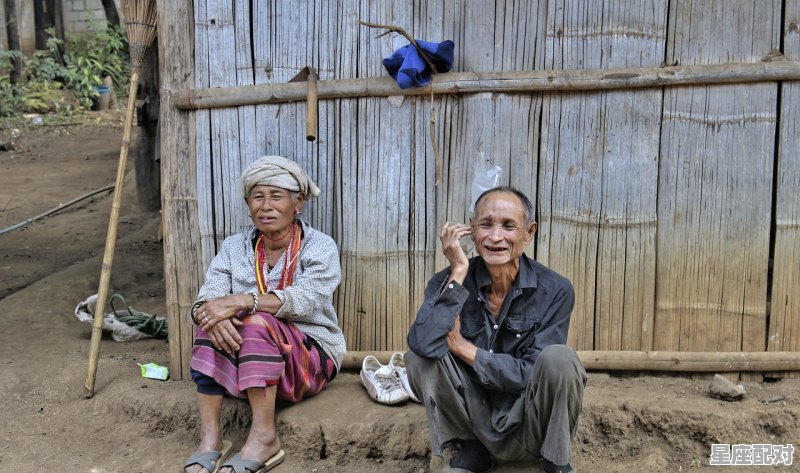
[
  {"x1": 84, "y1": 70, "x2": 141, "y2": 397},
  {"x1": 306, "y1": 68, "x2": 318, "y2": 141},
  {"x1": 157, "y1": 0, "x2": 198, "y2": 380}
]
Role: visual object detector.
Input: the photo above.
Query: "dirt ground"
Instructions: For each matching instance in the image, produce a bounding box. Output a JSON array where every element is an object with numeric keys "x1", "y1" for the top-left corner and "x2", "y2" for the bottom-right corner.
[{"x1": 0, "y1": 117, "x2": 798, "y2": 473}]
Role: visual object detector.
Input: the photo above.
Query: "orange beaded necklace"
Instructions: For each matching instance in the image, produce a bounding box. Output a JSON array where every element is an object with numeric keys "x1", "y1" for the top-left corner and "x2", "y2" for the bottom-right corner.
[{"x1": 254, "y1": 221, "x2": 301, "y2": 293}]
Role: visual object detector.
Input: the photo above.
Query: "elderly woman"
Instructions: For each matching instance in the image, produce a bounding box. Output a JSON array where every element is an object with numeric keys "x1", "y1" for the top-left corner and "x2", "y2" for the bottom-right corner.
[{"x1": 183, "y1": 156, "x2": 345, "y2": 473}]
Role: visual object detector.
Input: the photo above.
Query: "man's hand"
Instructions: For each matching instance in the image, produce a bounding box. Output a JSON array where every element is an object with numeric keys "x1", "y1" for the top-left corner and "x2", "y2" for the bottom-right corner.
[
  {"x1": 440, "y1": 222, "x2": 471, "y2": 285},
  {"x1": 447, "y1": 315, "x2": 478, "y2": 366}
]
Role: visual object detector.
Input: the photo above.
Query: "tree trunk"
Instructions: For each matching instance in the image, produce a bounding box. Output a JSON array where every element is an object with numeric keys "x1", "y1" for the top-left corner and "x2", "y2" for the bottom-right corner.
[
  {"x1": 52, "y1": 0, "x2": 65, "y2": 41},
  {"x1": 100, "y1": 0, "x2": 121, "y2": 28},
  {"x1": 134, "y1": 36, "x2": 161, "y2": 212},
  {"x1": 33, "y1": 0, "x2": 56, "y2": 50},
  {"x1": 4, "y1": 0, "x2": 23, "y2": 84}
]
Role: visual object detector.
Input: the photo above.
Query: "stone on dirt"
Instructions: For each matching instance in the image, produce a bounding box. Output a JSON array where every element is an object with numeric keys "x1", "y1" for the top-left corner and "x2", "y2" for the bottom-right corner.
[{"x1": 709, "y1": 374, "x2": 746, "y2": 401}]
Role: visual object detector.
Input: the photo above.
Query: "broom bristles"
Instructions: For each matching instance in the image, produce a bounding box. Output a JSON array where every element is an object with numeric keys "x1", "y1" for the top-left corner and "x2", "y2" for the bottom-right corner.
[{"x1": 122, "y1": 0, "x2": 158, "y2": 68}]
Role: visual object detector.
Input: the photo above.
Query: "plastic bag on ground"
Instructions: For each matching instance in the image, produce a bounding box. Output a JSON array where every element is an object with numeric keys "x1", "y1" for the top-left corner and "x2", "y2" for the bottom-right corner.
[{"x1": 74, "y1": 294, "x2": 167, "y2": 341}]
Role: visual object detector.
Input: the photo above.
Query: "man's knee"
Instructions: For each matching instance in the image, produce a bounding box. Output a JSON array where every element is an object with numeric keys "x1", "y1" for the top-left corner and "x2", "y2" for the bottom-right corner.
[
  {"x1": 405, "y1": 351, "x2": 461, "y2": 399},
  {"x1": 404, "y1": 350, "x2": 422, "y2": 373},
  {"x1": 533, "y1": 344, "x2": 584, "y2": 383},
  {"x1": 404, "y1": 350, "x2": 432, "y2": 388}
]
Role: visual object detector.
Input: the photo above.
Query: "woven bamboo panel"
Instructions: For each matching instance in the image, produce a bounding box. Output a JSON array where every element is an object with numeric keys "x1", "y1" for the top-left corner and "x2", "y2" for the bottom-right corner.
[
  {"x1": 654, "y1": 0, "x2": 779, "y2": 382},
  {"x1": 537, "y1": 0, "x2": 665, "y2": 351},
  {"x1": 768, "y1": 0, "x2": 800, "y2": 378}
]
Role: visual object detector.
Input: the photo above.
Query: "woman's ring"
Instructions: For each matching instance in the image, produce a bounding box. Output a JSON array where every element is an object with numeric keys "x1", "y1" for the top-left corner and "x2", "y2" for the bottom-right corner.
[{"x1": 203, "y1": 312, "x2": 209, "y2": 323}]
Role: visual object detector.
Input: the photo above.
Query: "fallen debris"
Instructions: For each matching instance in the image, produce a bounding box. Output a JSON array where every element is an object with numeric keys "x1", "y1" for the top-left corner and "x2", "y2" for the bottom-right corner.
[{"x1": 761, "y1": 395, "x2": 786, "y2": 404}]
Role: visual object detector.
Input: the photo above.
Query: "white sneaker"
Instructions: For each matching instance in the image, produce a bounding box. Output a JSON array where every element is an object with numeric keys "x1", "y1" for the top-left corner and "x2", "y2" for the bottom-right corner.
[
  {"x1": 360, "y1": 355, "x2": 410, "y2": 404},
  {"x1": 388, "y1": 352, "x2": 421, "y2": 403}
]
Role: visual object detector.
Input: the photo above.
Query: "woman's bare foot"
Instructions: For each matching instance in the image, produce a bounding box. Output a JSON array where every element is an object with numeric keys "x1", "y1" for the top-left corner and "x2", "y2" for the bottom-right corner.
[
  {"x1": 184, "y1": 427, "x2": 224, "y2": 473},
  {"x1": 218, "y1": 427, "x2": 282, "y2": 473}
]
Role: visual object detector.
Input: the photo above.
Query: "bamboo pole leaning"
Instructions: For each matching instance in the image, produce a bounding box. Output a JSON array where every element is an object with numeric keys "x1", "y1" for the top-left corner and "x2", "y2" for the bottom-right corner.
[
  {"x1": 84, "y1": 0, "x2": 158, "y2": 398},
  {"x1": 172, "y1": 59, "x2": 800, "y2": 111},
  {"x1": 340, "y1": 350, "x2": 800, "y2": 372}
]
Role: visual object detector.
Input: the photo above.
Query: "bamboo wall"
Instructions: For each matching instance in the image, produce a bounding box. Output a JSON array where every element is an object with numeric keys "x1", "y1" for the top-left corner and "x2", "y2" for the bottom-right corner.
[{"x1": 159, "y1": 0, "x2": 800, "y2": 379}]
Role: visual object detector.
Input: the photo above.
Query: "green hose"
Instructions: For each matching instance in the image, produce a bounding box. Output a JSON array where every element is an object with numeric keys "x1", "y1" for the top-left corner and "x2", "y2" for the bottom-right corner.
[{"x1": 109, "y1": 293, "x2": 168, "y2": 339}]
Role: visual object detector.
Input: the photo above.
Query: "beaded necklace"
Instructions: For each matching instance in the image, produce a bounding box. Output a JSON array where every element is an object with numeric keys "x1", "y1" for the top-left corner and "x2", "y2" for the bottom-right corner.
[{"x1": 254, "y1": 221, "x2": 301, "y2": 294}]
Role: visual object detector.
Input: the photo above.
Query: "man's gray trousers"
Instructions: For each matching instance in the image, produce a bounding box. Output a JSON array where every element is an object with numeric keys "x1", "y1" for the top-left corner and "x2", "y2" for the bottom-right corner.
[{"x1": 405, "y1": 344, "x2": 586, "y2": 466}]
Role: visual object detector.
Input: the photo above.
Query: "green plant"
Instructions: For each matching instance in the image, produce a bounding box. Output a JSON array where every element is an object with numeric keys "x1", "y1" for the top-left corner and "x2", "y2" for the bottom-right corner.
[
  {"x1": 20, "y1": 80, "x2": 65, "y2": 113},
  {"x1": 64, "y1": 18, "x2": 129, "y2": 92},
  {"x1": 0, "y1": 79, "x2": 22, "y2": 117},
  {"x1": 0, "y1": 20, "x2": 130, "y2": 117},
  {"x1": 0, "y1": 50, "x2": 24, "y2": 116},
  {"x1": 25, "y1": 35, "x2": 68, "y2": 82},
  {"x1": 0, "y1": 49, "x2": 23, "y2": 75}
]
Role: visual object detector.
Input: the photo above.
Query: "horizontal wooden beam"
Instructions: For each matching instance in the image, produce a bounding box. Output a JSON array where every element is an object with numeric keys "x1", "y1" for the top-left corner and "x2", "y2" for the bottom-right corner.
[
  {"x1": 341, "y1": 350, "x2": 800, "y2": 372},
  {"x1": 172, "y1": 60, "x2": 800, "y2": 110}
]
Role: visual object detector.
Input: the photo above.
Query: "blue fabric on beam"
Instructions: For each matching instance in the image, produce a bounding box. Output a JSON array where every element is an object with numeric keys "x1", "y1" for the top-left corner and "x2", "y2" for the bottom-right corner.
[{"x1": 382, "y1": 39, "x2": 455, "y2": 89}]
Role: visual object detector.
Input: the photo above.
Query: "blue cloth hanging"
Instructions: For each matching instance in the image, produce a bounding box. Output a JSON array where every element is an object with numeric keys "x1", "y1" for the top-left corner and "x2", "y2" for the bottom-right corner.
[{"x1": 382, "y1": 39, "x2": 455, "y2": 89}]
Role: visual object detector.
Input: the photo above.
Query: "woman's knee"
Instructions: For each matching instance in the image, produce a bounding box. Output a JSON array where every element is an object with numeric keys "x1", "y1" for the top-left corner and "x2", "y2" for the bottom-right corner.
[{"x1": 239, "y1": 312, "x2": 283, "y2": 351}]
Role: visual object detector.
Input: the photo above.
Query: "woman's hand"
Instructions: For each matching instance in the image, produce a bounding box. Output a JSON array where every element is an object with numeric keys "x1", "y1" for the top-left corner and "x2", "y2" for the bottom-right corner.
[
  {"x1": 440, "y1": 222, "x2": 471, "y2": 285},
  {"x1": 206, "y1": 318, "x2": 243, "y2": 354},
  {"x1": 196, "y1": 294, "x2": 253, "y2": 353},
  {"x1": 197, "y1": 294, "x2": 252, "y2": 330}
]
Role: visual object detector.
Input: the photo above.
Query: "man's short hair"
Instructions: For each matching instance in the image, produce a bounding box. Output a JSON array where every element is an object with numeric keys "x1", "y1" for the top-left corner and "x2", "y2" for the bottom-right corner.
[{"x1": 474, "y1": 186, "x2": 535, "y2": 224}]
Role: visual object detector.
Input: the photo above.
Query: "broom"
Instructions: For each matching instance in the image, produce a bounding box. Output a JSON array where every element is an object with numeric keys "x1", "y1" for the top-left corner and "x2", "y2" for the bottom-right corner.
[{"x1": 84, "y1": 0, "x2": 158, "y2": 398}]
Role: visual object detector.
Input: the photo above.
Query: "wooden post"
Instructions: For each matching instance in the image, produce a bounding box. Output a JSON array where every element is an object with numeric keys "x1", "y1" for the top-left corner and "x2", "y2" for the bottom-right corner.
[
  {"x1": 157, "y1": 0, "x2": 198, "y2": 381},
  {"x1": 306, "y1": 67, "x2": 318, "y2": 141}
]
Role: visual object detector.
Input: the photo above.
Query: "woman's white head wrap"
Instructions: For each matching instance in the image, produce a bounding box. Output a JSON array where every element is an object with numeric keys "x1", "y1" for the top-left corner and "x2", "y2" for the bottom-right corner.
[{"x1": 241, "y1": 155, "x2": 321, "y2": 198}]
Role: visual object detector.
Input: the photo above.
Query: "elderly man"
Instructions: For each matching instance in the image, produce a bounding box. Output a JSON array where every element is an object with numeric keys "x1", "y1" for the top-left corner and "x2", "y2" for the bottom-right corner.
[{"x1": 406, "y1": 186, "x2": 586, "y2": 473}]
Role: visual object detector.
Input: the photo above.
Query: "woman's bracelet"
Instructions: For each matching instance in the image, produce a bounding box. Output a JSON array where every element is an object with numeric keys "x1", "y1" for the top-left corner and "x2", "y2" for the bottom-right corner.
[
  {"x1": 190, "y1": 300, "x2": 205, "y2": 325},
  {"x1": 249, "y1": 292, "x2": 259, "y2": 315}
]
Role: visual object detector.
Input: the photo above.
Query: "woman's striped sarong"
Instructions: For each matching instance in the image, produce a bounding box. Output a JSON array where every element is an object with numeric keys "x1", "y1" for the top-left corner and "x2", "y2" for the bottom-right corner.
[{"x1": 191, "y1": 311, "x2": 333, "y2": 403}]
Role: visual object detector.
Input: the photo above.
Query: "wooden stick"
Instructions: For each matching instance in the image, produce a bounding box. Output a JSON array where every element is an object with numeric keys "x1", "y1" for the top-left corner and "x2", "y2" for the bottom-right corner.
[
  {"x1": 172, "y1": 60, "x2": 800, "y2": 110},
  {"x1": 84, "y1": 0, "x2": 158, "y2": 396},
  {"x1": 306, "y1": 67, "x2": 318, "y2": 141},
  {"x1": 340, "y1": 350, "x2": 800, "y2": 372},
  {"x1": 358, "y1": 20, "x2": 439, "y2": 75},
  {"x1": 84, "y1": 71, "x2": 141, "y2": 398}
]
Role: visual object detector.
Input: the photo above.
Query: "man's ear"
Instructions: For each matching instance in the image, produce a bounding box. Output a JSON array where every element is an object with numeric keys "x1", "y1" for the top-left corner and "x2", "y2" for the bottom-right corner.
[{"x1": 525, "y1": 222, "x2": 537, "y2": 244}]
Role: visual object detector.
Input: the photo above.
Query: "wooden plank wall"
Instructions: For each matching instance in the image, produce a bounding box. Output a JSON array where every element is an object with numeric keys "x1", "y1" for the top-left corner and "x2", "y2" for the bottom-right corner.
[
  {"x1": 431, "y1": 0, "x2": 545, "y2": 274},
  {"x1": 173, "y1": 0, "x2": 799, "y2": 376},
  {"x1": 769, "y1": 0, "x2": 800, "y2": 378},
  {"x1": 537, "y1": 0, "x2": 665, "y2": 351},
  {"x1": 654, "y1": 0, "x2": 779, "y2": 365}
]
